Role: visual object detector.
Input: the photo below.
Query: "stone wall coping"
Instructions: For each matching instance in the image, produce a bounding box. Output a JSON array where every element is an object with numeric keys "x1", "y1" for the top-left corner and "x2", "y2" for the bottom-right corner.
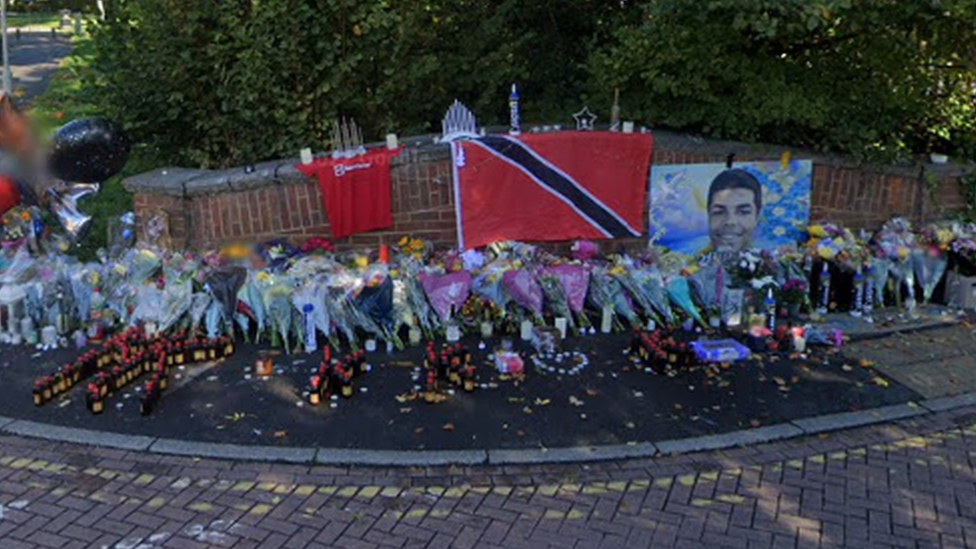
[{"x1": 123, "y1": 128, "x2": 973, "y2": 197}]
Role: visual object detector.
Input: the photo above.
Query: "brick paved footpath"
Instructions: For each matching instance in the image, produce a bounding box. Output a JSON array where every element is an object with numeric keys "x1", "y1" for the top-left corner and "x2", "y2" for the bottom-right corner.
[{"x1": 3, "y1": 409, "x2": 976, "y2": 549}]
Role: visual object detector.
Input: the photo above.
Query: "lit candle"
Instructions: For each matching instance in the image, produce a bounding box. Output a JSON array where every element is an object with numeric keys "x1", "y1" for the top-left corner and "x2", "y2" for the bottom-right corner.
[
  {"x1": 622, "y1": 121, "x2": 634, "y2": 134},
  {"x1": 520, "y1": 320, "x2": 533, "y2": 341},
  {"x1": 300, "y1": 148, "x2": 313, "y2": 165},
  {"x1": 386, "y1": 134, "x2": 399, "y2": 150}
]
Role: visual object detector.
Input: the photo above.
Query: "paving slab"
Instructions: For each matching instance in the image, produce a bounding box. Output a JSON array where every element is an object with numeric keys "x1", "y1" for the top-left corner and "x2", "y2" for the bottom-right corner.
[
  {"x1": 655, "y1": 423, "x2": 803, "y2": 455},
  {"x1": 150, "y1": 439, "x2": 315, "y2": 463},
  {"x1": 921, "y1": 393, "x2": 976, "y2": 412},
  {"x1": 315, "y1": 448, "x2": 487, "y2": 466},
  {"x1": 791, "y1": 404, "x2": 923, "y2": 435},
  {"x1": 2, "y1": 420, "x2": 155, "y2": 451},
  {"x1": 487, "y1": 443, "x2": 658, "y2": 465}
]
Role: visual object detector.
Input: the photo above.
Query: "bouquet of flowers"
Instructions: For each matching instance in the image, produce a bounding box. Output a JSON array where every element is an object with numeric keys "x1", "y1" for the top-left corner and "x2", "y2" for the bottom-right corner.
[
  {"x1": 665, "y1": 276, "x2": 704, "y2": 326},
  {"x1": 263, "y1": 274, "x2": 297, "y2": 351},
  {"x1": 950, "y1": 231, "x2": 976, "y2": 276},
  {"x1": 419, "y1": 270, "x2": 472, "y2": 323},
  {"x1": 727, "y1": 248, "x2": 778, "y2": 290},
  {"x1": 539, "y1": 264, "x2": 590, "y2": 326},
  {"x1": 779, "y1": 278, "x2": 808, "y2": 306},
  {"x1": 236, "y1": 272, "x2": 268, "y2": 342},
  {"x1": 588, "y1": 266, "x2": 640, "y2": 330},
  {"x1": 502, "y1": 268, "x2": 544, "y2": 320},
  {"x1": 539, "y1": 272, "x2": 575, "y2": 329}
]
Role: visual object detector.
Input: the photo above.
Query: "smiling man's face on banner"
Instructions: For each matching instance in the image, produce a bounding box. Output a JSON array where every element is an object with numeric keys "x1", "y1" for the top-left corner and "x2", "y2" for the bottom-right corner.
[{"x1": 707, "y1": 169, "x2": 761, "y2": 253}]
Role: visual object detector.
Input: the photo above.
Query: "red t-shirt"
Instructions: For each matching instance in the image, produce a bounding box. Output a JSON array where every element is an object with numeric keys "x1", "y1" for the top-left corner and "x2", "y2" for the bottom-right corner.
[{"x1": 296, "y1": 149, "x2": 399, "y2": 239}]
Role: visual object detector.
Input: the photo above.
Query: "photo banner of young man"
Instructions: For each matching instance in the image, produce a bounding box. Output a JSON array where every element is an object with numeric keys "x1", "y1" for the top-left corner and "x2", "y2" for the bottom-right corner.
[{"x1": 648, "y1": 160, "x2": 812, "y2": 257}]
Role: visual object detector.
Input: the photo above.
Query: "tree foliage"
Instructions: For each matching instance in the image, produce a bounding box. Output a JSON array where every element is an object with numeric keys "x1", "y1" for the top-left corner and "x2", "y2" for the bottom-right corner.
[
  {"x1": 87, "y1": 0, "x2": 633, "y2": 168},
  {"x1": 86, "y1": 0, "x2": 976, "y2": 168},
  {"x1": 589, "y1": 0, "x2": 976, "y2": 159}
]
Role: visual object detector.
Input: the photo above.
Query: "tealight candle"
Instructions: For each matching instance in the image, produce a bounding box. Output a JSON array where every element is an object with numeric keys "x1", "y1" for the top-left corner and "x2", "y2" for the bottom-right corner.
[
  {"x1": 300, "y1": 148, "x2": 313, "y2": 164},
  {"x1": 622, "y1": 121, "x2": 635, "y2": 134},
  {"x1": 386, "y1": 133, "x2": 399, "y2": 150}
]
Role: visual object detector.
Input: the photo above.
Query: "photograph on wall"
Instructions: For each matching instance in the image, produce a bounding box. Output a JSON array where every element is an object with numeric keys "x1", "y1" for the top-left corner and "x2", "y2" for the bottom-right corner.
[{"x1": 649, "y1": 160, "x2": 812, "y2": 256}]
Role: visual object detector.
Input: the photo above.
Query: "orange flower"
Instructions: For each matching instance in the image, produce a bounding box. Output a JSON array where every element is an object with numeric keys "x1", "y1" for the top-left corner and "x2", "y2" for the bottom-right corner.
[{"x1": 19, "y1": 211, "x2": 30, "y2": 222}]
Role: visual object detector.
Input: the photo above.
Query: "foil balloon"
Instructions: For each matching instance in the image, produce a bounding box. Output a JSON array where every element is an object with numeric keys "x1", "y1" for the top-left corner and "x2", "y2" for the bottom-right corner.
[
  {"x1": 49, "y1": 118, "x2": 131, "y2": 183},
  {"x1": 46, "y1": 182, "x2": 100, "y2": 241}
]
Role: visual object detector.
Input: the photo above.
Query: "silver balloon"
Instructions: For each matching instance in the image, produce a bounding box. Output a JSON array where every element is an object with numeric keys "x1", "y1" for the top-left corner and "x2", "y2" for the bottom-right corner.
[{"x1": 46, "y1": 182, "x2": 100, "y2": 241}]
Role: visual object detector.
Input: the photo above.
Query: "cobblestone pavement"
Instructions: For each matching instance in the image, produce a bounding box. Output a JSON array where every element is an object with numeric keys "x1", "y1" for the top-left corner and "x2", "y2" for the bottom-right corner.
[{"x1": 2, "y1": 409, "x2": 976, "y2": 548}]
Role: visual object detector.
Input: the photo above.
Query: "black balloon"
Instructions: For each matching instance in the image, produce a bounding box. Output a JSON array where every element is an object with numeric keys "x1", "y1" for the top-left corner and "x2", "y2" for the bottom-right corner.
[{"x1": 49, "y1": 118, "x2": 131, "y2": 183}]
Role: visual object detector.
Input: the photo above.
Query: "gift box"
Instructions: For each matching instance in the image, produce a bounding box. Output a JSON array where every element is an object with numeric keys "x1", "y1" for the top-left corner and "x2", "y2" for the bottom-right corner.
[{"x1": 691, "y1": 339, "x2": 751, "y2": 363}]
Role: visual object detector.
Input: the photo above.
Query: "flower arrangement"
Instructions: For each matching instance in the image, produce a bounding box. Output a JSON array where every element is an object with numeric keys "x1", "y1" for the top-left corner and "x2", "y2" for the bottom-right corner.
[
  {"x1": 0, "y1": 206, "x2": 33, "y2": 245},
  {"x1": 300, "y1": 237, "x2": 334, "y2": 255},
  {"x1": 396, "y1": 236, "x2": 430, "y2": 261},
  {"x1": 779, "y1": 278, "x2": 808, "y2": 305}
]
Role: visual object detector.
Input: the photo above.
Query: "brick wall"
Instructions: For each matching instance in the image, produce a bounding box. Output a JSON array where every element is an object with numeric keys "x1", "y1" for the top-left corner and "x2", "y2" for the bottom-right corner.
[{"x1": 124, "y1": 131, "x2": 971, "y2": 252}]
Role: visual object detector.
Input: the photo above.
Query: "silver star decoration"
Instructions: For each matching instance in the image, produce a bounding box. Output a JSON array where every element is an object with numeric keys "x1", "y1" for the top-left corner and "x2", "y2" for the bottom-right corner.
[{"x1": 573, "y1": 107, "x2": 597, "y2": 131}]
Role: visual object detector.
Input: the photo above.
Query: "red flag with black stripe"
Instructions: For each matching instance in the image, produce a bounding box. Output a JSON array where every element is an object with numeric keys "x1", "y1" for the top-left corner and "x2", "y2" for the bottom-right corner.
[{"x1": 453, "y1": 132, "x2": 652, "y2": 250}]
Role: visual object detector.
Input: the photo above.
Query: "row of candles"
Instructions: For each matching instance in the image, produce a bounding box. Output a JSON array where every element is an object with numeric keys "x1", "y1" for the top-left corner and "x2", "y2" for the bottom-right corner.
[{"x1": 32, "y1": 326, "x2": 235, "y2": 415}]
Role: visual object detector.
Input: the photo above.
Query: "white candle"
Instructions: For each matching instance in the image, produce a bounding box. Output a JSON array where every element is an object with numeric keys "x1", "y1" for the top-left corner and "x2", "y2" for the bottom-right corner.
[
  {"x1": 446, "y1": 325, "x2": 461, "y2": 343},
  {"x1": 622, "y1": 121, "x2": 635, "y2": 134},
  {"x1": 300, "y1": 148, "x2": 313, "y2": 165},
  {"x1": 555, "y1": 317, "x2": 568, "y2": 339},
  {"x1": 386, "y1": 133, "x2": 399, "y2": 150},
  {"x1": 520, "y1": 320, "x2": 533, "y2": 341},
  {"x1": 408, "y1": 326, "x2": 422, "y2": 346},
  {"x1": 601, "y1": 306, "x2": 613, "y2": 334},
  {"x1": 480, "y1": 321, "x2": 493, "y2": 339},
  {"x1": 365, "y1": 339, "x2": 377, "y2": 352}
]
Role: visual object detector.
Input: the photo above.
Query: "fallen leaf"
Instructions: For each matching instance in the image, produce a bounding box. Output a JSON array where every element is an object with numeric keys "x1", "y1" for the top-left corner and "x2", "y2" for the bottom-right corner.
[
  {"x1": 523, "y1": 406, "x2": 534, "y2": 415},
  {"x1": 585, "y1": 389, "x2": 599, "y2": 397},
  {"x1": 274, "y1": 431, "x2": 287, "y2": 438},
  {"x1": 750, "y1": 419, "x2": 761, "y2": 427},
  {"x1": 534, "y1": 398, "x2": 550, "y2": 406},
  {"x1": 443, "y1": 423, "x2": 455, "y2": 432},
  {"x1": 674, "y1": 404, "x2": 683, "y2": 411},
  {"x1": 790, "y1": 376, "x2": 799, "y2": 384},
  {"x1": 516, "y1": 430, "x2": 526, "y2": 437},
  {"x1": 395, "y1": 393, "x2": 417, "y2": 403},
  {"x1": 873, "y1": 377, "x2": 889, "y2": 388},
  {"x1": 399, "y1": 407, "x2": 412, "y2": 414},
  {"x1": 773, "y1": 377, "x2": 786, "y2": 386},
  {"x1": 860, "y1": 359, "x2": 874, "y2": 368},
  {"x1": 569, "y1": 396, "x2": 584, "y2": 407},
  {"x1": 414, "y1": 427, "x2": 425, "y2": 435},
  {"x1": 842, "y1": 364, "x2": 853, "y2": 372}
]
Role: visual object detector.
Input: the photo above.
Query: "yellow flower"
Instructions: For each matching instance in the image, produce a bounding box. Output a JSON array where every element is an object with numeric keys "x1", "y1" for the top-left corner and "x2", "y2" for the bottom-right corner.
[
  {"x1": 256, "y1": 272, "x2": 271, "y2": 283},
  {"x1": 897, "y1": 247, "x2": 910, "y2": 260},
  {"x1": 610, "y1": 266, "x2": 625, "y2": 276},
  {"x1": 684, "y1": 265, "x2": 700, "y2": 275},
  {"x1": 936, "y1": 229, "x2": 954, "y2": 244},
  {"x1": 19, "y1": 211, "x2": 30, "y2": 222},
  {"x1": 809, "y1": 226, "x2": 826, "y2": 238},
  {"x1": 397, "y1": 236, "x2": 409, "y2": 247},
  {"x1": 410, "y1": 239, "x2": 424, "y2": 251},
  {"x1": 354, "y1": 256, "x2": 369, "y2": 269}
]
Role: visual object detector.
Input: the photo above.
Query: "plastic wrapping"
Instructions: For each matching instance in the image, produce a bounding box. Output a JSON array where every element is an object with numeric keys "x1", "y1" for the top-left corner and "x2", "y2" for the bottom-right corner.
[
  {"x1": 502, "y1": 269, "x2": 543, "y2": 318},
  {"x1": 419, "y1": 271, "x2": 472, "y2": 322}
]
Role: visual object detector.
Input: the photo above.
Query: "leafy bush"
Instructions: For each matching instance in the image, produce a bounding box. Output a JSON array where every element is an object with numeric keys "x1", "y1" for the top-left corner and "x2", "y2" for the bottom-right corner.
[
  {"x1": 589, "y1": 0, "x2": 976, "y2": 161},
  {"x1": 87, "y1": 0, "x2": 633, "y2": 169},
  {"x1": 86, "y1": 0, "x2": 976, "y2": 168}
]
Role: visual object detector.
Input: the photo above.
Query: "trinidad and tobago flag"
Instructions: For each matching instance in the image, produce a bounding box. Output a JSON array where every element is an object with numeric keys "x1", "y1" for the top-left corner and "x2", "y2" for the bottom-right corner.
[{"x1": 452, "y1": 132, "x2": 652, "y2": 250}]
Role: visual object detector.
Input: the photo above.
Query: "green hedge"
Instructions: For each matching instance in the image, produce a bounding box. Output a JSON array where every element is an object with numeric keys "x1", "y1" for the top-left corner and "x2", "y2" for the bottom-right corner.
[{"x1": 86, "y1": 0, "x2": 976, "y2": 168}]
